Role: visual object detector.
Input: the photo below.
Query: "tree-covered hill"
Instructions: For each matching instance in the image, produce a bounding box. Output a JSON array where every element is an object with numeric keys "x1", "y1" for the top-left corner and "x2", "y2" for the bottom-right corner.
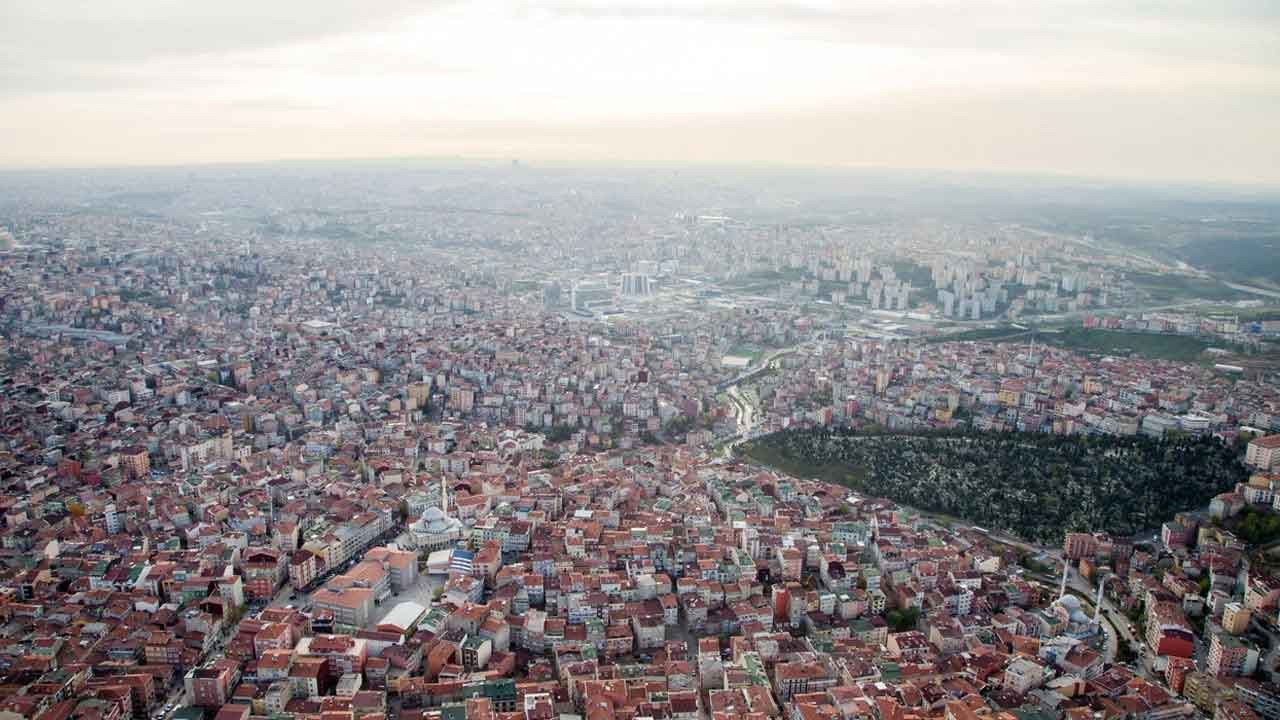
[{"x1": 740, "y1": 427, "x2": 1249, "y2": 544}]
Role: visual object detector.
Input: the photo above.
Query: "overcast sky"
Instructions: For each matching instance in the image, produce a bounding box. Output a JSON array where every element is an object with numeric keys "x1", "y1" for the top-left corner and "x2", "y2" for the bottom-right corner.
[{"x1": 1, "y1": 1, "x2": 1277, "y2": 184}]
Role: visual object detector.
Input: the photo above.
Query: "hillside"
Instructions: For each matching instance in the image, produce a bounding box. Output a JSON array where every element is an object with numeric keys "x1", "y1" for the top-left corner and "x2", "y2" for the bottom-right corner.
[{"x1": 740, "y1": 427, "x2": 1249, "y2": 543}]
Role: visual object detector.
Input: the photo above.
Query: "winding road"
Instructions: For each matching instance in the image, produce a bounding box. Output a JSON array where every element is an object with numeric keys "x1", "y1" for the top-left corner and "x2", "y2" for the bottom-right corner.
[{"x1": 719, "y1": 345, "x2": 805, "y2": 458}]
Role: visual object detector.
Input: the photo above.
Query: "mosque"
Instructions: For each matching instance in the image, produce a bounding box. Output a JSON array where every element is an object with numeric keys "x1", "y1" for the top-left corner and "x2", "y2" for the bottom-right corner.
[
  {"x1": 409, "y1": 478, "x2": 463, "y2": 552},
  {"x1": 1039, "y1": 561, "x2": 1105, "y2": 640},
  {"x1": 1048, "y1": 594, "x2": 1100, "y2": 639}
]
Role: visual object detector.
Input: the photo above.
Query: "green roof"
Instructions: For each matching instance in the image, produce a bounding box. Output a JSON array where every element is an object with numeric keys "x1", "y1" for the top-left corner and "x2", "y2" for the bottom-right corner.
[{"x1": 481, "y1": 679, "x2": 516, "y2": 700}]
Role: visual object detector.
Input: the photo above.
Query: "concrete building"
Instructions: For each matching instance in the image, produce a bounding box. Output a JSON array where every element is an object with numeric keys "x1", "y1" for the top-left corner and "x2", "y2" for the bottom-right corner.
[
  {"x1": 571, "y1": 280, "x2": 612, "y2": 313},
  {"x1": 1208, "y1": 625, "x2": 1260, "y2": 677},
  {"x1": 1224, "y1": 602, "x2": 1252, "y2": 635},
  {"x1": 311, "y1": 587, "x2": 375, "y2": 628},
  {"x1": 1247, "y1": 435, "x2": 1280, "y2": 471},
  {"x1": 620, "y1": 273, "x2": 655, "y2": 297}
]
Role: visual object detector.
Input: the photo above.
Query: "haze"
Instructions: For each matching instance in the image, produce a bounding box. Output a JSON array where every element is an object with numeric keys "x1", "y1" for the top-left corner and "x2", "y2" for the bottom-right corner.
[{"x1": 2, "y1": 0, "x2": 1278, "y2": 185}]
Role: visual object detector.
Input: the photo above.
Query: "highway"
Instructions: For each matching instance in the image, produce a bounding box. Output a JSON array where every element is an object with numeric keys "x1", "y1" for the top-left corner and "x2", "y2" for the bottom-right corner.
[
  {"x1": 1222, "y1": 282, "x2": 1280, "y2": 300},
  {"x1": 715, "y1": 345, "x2": 802, "y2": 391},
  {"x1": 717, "y1": 345, "x2": 803, "y2": 458}
]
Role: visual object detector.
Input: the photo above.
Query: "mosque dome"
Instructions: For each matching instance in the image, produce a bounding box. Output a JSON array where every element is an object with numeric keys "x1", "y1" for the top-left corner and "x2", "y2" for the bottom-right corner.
[{"x1": 411, "y1": 505, "x2": 459, "y2": 534}]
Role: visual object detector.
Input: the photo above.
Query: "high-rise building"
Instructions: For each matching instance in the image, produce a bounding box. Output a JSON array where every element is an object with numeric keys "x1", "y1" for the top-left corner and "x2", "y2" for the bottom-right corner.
[
  {"x1": 938, "y1": 290, "x2": 955, "y2": 317},
  {"x1": 1207, "y1": 624, "x2": 1259, "y2": 677},
  {"x1": 620, "y1": 273, "x2": 655, "y2": 297},
  {"x1": 542, "y1": 281, "x2": 562, "y2": 308}
]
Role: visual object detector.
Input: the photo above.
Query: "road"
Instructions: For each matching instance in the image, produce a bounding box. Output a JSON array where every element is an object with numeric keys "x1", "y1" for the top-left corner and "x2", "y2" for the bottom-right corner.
[
  {"x1": 1016, "y1": 559, "x2": 1147, "y2": 673},
  {"x1": 715, "y1": 345, "x2": 802, "y2": 391},
  {"x1": 150, "y1": 617, "x2": 243, "y2": 718},
  {"x1": 716, "y1": 333, "x2": 1180, "y2": 675},
  {"x1": 717, "y1": 345, "x2": 802, "y2": 458},
  {"x1": 720, "y1": 385, "x2": 757, "y2": 458},
  {"x1": 1222, "y1": 282, "x2": 1280, "y2": 300},
  {"x1": 155, "y1": 525, "x2": 417, "y2": 717},
  {"x1": 1063, "y1": 567, "x2": 1170, "y2": 679},
  {"x1": 1250, "y1": 615, "x2": 1280, "y2": 677}
]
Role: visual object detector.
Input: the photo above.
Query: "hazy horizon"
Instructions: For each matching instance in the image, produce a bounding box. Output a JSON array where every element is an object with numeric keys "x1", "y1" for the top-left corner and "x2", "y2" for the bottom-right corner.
[{"x1": 3, "y1": 1, "x2": 1278, "y2": 186}]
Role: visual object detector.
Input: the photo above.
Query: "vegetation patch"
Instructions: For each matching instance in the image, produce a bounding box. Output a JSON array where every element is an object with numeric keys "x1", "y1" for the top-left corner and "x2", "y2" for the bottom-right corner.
[
  {"x1": 740, "y1": 427, "x2": 1248, "y2": 543},
  {"x1": 929, "y1": 326, "x2": 1212, "y2": 362},
  {"x1": 1228, "y1": 508, "x2": 1280, "y2": 546},
  {"x1": 727, "y1": 344, "x2": 764, "y2": 364},
  {"x1": 1125, "y1": 272, "x2": 1251, "y2": 303},
  {"x1": 1044, "y1": 327, "x2": 1211, "y2": 362}
]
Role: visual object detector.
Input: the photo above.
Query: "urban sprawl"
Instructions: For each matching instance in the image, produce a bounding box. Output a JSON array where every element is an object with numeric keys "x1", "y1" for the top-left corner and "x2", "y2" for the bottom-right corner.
[{"x1": 2, "y1": 169, "x2": 1280, "y2": 720}]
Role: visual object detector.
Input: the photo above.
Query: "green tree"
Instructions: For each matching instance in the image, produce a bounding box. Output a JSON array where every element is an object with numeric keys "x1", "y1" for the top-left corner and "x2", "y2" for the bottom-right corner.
[{"x1": 886, "y1": 607, "x2": 921, "y2": 632}]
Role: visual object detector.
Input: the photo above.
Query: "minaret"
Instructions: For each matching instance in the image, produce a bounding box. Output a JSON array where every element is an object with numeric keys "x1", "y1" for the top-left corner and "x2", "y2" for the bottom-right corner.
[
  {"x1": 441, "y1": 476, "x2": 448, "y2": 514},
  {"x1": 1094, "y1": 574, "x2": 1106, "y2": 623},
  {"x1": 1059, "y1": 559, "x2": 1070, "y2": 600}
]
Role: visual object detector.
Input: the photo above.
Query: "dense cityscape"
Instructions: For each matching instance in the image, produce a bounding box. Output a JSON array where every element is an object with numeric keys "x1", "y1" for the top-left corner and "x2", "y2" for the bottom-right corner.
[{"x1": 0, "y1": 164, "x2": 1277, "y2": 720}]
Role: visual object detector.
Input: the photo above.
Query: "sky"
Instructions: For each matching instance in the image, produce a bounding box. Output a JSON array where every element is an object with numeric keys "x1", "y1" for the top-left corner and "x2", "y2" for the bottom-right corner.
[{"x1": 1, "y1": 0, "x2": 1278, "y2": 185}]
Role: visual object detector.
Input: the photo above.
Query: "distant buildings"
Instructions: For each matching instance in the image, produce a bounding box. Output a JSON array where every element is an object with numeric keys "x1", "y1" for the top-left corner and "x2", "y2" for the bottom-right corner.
[
  {"x1": 570, "y1": 279, "x2": 612, "y2": 313},
  {"x1": 0, "y1": 168, "x2": 1276, "y2": 720},
  {"x1": 620, "y1": 273, "x2": 655, "y2": 297}
]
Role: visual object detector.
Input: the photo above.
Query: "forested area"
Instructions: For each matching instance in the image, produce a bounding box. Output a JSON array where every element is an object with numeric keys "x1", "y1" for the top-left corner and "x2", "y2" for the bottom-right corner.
[{"x1": 742, "y1": 427, "x2": 1249, "y2": 543}]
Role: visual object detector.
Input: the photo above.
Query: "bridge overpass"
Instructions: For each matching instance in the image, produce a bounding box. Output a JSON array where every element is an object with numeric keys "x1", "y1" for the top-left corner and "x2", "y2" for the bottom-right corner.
[{"x1": 715, "y1": 346, "x2": 802, "y2": 392}]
